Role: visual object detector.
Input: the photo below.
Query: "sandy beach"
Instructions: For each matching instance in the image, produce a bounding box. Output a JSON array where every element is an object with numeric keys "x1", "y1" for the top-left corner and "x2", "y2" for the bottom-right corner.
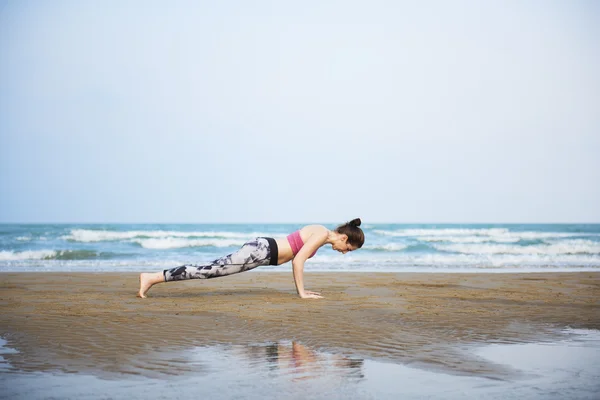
[{"x1": 1, "y1": 271, "x2": 599, "y2": 381}]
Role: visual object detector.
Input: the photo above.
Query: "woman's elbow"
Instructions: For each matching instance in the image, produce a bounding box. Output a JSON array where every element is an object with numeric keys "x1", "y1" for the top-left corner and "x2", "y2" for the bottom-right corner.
[{"x1": 292, "y1": 261, "x2": 304, "y2": 271}]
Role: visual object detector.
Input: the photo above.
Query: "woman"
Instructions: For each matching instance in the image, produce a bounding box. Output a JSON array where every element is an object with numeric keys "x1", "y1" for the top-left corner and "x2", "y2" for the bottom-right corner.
[{"x1": 137, "y1": 218, "x2": 364, "y2": 299}]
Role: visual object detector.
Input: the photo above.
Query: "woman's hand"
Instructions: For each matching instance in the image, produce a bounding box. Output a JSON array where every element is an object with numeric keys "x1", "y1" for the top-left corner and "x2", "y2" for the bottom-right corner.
[{"x1": 300, "y1": 291, "x2": 323, "y2": 299}]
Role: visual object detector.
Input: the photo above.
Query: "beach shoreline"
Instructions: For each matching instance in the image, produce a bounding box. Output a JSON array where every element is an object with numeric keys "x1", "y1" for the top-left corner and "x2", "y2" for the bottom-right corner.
[{"x1": 1, "y1": 271, "x2": 599, "y2": 380}]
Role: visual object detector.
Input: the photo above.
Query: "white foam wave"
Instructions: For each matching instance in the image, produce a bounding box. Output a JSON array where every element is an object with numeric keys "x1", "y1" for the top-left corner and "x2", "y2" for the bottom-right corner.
[
  {"x1": 63, "y1": 229, "x2": 268, "y2": 242},
  {"x1": 433, "y1": 240, "x2": 600, "y2": 255},
  {"x1": 2, "y1": 252, "x2": 599, "y2": 271},
  {"x1": 132, "y1": 238, "x2": 246, "y2": 249},
  {"x1": 375, "y1": 229, "x2": 593, "y2": 246},
  {"x1": 511, "y1": 232, "x2": 586, "y2": 239},
  {"x1": 418, "y1": 235, "x2": 520, "y2": 243},
  {"x1": 310, "y1": 252, "x2": 600, "y2": 267},
  {"x1": 0, "y1": 250, "x2": 57, "y2": 260},
  {"x1": 16, "y1": 236, "x2": 32, "y2": 241},
  {"x1": 373, "y1": 228, "x2": 510, "y2": 237},
  {"x1": 363, "y1": 243, "x2": 408, "y2": 251},
  {"x1": 374, "y1": 228, "x2": 589, "y2": 240}
]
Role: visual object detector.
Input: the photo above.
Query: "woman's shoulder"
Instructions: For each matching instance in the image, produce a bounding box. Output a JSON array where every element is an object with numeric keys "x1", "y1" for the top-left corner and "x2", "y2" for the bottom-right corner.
[{"x1": 299, "y1": 225, "x2": 329, "y2": 236}]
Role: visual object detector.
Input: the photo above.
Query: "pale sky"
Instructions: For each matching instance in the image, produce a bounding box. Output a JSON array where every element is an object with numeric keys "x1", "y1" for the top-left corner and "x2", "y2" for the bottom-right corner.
[{"x1": 1, "y1": 0, "x2": 599, "y2": 223}]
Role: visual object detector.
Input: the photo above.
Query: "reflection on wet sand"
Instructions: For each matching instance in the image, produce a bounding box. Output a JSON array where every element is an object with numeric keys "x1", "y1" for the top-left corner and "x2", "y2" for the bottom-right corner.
[
  {"x1": 234, "y1": 341, "x2": 364, "y2": 382},
  {"x1": 2, "y1": 331, "x2": 599, "y2": 400}
]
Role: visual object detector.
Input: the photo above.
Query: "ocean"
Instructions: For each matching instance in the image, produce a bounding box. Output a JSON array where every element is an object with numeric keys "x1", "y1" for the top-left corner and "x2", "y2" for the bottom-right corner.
[{"x1": 1, "y1": 223, "x2": 599, "y2": 273}]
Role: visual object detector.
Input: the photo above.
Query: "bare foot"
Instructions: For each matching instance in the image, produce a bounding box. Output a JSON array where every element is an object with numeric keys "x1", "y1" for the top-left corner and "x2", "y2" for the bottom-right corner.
[{"x1": 137, "y1": 272, "x2": 163, "y2": 298}]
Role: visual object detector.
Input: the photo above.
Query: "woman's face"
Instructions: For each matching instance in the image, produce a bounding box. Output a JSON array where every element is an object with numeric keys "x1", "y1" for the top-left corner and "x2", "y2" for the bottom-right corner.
[{"x1": 331, "y1": 235, "x2": 357, "y2": 254}]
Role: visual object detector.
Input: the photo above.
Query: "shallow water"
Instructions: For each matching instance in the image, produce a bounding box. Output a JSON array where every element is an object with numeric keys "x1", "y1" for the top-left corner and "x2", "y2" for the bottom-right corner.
[{"x1": 1, "y1": 329, "x2": 599, "y2": 400}]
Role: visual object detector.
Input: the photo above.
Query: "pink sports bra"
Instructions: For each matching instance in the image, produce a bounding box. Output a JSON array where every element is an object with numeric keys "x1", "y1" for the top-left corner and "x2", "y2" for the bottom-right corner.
[{"x1": 287, "y1": 230, "x2": 318, "y2": 258}]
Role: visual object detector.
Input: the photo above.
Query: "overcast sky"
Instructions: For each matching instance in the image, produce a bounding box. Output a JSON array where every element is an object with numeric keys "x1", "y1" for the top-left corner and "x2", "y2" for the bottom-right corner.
[{"x1": 1, "y1": 0, "x2": 598, "y2": 223}]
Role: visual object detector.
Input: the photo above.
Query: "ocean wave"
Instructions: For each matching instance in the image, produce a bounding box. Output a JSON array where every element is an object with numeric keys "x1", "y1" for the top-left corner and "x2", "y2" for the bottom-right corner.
[
  {"x1": 360, "y1": 243, "x2": 433, "y2": 253},
  {"x1": 417, "y1": 235, "x2": 521, "y2": 243},
  {"x1": 16, "y1": 236, "x2": 32, "y2": 241},
  {"x1": 132, "y1": 238, "x2": 246, "y2": 249},
  {"x1": 0, "y1": 250, "x2": 57, "y2": 260},
  {"x1": 433, "y1": 240, "x2": 600, "y2": 255},
  {"x1": 62, "y1": 229, "x2": 269, "y2": 242},
  {"x1": 373, "y1": 228, "x2": 510, "y2": 237},
  {"x1": 363, "y1": 243, "x2": 408, "y2": 252},
  {"x1": 310, "y1": 252, "x2": 600, "y2": 267},
  {"x1": 1, "y1": 252, "x2": 599, "y2": 270},
  {"x1": 375, "y1": 229, "x2": 594, "y2": 246},
  {"x1": 0, "y1": 249, "x2": 106, "y2": 260}
]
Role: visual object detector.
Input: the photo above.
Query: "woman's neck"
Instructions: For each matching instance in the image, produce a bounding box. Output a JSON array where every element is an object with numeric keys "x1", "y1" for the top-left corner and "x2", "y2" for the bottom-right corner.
[{"x1": 325, "y1": 230, "x2": 342, "y2": 244}]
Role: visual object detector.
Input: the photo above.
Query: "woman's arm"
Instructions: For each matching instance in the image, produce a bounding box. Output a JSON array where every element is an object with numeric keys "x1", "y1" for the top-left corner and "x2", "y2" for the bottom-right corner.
[{"x1": 292, "y1": 230, "x2": 328, "y2": 299}]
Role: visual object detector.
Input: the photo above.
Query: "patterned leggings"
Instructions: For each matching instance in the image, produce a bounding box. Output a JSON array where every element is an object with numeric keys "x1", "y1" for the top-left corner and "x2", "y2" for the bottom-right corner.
[{"x1": 163, "y1": 237, "x2": 278, "y2": 282}]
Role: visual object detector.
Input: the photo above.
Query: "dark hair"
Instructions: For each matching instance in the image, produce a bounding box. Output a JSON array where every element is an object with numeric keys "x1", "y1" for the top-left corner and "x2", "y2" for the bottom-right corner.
[{"x1": 335, "y1": 218, "x2": 365, "y2": 248}]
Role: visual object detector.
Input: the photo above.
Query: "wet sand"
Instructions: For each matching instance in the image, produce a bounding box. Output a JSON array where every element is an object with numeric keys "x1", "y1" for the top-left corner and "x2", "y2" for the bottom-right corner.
[{"x1": 0, "y1": 272, "x2": 599, "y2": 379}]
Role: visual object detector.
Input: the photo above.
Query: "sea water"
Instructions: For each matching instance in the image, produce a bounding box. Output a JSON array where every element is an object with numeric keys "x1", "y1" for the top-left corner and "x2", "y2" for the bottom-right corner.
[{"x1": 0, "y1": 223, "x2": 599, "y2": 272}]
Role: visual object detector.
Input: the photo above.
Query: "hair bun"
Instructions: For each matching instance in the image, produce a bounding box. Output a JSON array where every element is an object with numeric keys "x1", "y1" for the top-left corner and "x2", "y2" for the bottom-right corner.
[
  {"x1": 349, "y1": 218, "x2": 362, "y2": 227},
  {"x1": 335, "y1": 218, "x2": 365, "y2": 248}
]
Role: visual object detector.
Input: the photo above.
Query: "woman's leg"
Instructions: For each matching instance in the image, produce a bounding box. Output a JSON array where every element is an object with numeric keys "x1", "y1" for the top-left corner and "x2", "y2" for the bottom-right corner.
[{"x1": 138, "y1": 238, "x2": 275, "y2": 298}]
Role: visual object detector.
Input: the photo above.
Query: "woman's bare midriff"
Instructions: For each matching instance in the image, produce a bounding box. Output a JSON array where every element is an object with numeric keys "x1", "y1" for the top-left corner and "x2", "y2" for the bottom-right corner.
[{"x1": 274, "y1": 237, "x2": 294, "y2": 265}]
